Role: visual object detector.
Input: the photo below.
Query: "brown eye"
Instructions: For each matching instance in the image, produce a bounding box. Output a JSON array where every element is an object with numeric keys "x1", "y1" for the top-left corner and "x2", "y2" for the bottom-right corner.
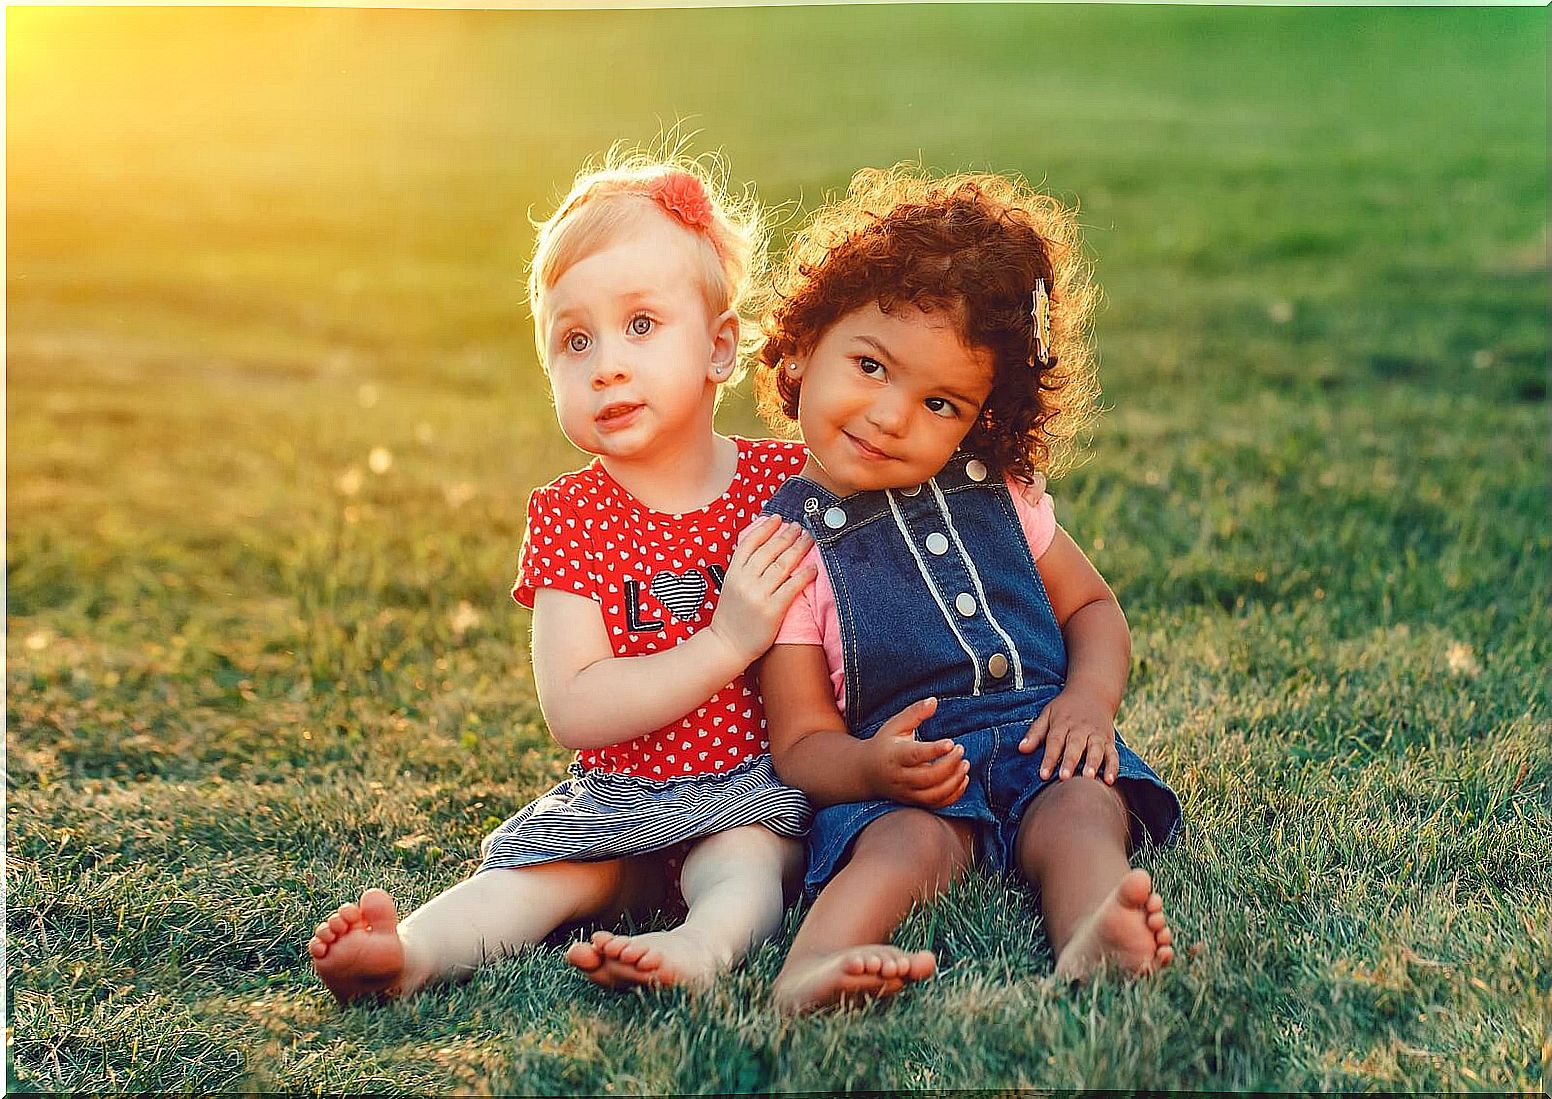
[
  {"x1": 629, "y1": 315, "x2": 654, "y2": 336},
  {"x1": 566, "y1": 332, "x2": 590, "y2": 353}
]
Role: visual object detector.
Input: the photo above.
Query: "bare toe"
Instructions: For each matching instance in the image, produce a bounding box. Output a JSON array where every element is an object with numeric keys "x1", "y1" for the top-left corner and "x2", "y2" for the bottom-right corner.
[
  {"x1": 773, "y1": 946, "x2": 937, "y2": 1013},
  {"x1": 565, "y1": 940, "x2": 605, "y2": 973},
  {"x1": 1117, "y1": 869, "x2": 1152, "y2": 907},
  {"x1": 310, "y1": 889, "x2": 407, "y2": 1006},
  {"x1": 358, "y1": 888, "x2": 397, "y2": 928},
  {"x1": 906, "y1": 951, "x2": 937, "y2": 981}
]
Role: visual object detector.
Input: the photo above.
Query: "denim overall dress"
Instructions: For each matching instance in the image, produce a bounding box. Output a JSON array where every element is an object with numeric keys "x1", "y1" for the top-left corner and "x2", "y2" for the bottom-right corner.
[{"x1": 765, "y1": 452, "x2": 1183, "y2": 897}]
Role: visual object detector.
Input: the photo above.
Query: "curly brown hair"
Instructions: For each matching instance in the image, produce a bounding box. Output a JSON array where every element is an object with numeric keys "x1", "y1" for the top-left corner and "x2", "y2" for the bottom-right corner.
[{"x1": 754, "y1": 165, "x2": 1101, "y2": 482}]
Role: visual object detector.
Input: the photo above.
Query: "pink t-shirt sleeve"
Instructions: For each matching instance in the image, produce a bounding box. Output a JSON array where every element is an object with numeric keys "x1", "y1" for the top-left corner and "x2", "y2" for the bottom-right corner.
[
  {"x1": 1008, "y1": 475, "x2": 1058, "y2": 560},
  {"x1": 773, "y1": 545, "x2": 825, "y2": 646},
  {"x1": 772, "y1": 545, "x2": 848, "y2": 707}
]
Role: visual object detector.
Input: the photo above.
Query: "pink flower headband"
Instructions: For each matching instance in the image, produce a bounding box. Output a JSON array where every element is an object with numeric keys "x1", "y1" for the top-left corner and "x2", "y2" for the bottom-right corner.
[{"x1": 648, "y1": 171, "x2": 715, "y2": 231}]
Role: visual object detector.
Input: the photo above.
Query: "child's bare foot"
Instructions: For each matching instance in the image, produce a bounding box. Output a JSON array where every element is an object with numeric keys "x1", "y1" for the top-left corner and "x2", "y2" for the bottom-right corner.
[
  {"x1": 308, "y1": 888, "x2": 408, "y2": 1004},
  {"x1": 565, "y1": 927, "x2": 727, "y2": 991},
  {"x1": 771, "y1": 945, "x2": 937, "y2": 1013},
  {"x1": 1053, "y1": 867, "x2": 1173, "y2": 981}
]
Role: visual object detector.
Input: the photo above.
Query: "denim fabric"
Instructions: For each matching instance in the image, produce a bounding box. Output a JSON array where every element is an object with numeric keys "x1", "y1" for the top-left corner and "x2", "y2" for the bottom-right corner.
[{"x1": 765, "y1": 453, "x2": 1183, "y2": 897}]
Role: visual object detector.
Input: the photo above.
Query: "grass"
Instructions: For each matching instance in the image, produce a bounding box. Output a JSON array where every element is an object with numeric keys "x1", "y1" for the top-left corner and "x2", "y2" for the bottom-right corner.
[{"x1": 6, "y1": 5, "x2": 1549, "y2": 1093}]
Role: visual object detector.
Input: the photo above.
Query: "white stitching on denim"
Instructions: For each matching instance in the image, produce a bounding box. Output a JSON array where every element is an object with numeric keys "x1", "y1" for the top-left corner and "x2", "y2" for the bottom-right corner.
[
  {"x1": 928, "y1": 478, "x2": 1025, "y2": 689},
  {"x1": 888, "y1": 487, "x2": 981, "y2": 694}
]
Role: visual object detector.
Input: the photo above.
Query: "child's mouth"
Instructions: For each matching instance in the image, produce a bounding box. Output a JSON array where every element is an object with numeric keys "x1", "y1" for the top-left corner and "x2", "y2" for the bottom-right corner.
[
  {"x1": 596, "y1": 402, "x2": 644, "y2": 429},
  {"x1": 844, "y1": 432, "x2": 892, "y2": 461}
]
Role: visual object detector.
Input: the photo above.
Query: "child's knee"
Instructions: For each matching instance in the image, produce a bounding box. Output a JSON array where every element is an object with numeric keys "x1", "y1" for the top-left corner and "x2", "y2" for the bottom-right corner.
[
  {"x1": 854, "y1": 810, "x2": 972, "y2": 887},
  {"x1": 1016, "y1": 776, "x2": 1129, "y2": 850}
]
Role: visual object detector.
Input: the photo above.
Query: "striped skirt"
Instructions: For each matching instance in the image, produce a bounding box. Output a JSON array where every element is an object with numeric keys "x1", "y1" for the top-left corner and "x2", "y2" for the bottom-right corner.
[{"x1": 478, "y1": 753, "x2": 811, "y2": 872}]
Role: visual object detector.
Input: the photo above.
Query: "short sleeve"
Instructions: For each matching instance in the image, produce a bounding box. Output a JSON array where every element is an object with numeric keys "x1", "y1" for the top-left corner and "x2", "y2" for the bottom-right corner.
[
  {"x1": 1007, "y1": 476, "x2": 1058, "y2": 561},
  {"x1": 511, "y1": 486, "x2": 602, "y2": 609},
  {"x1": 772, "y1": 547, "x2": 824, "y2": 646}
]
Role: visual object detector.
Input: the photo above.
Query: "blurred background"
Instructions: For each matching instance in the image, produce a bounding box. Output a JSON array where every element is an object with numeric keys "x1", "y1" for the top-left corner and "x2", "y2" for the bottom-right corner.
[
  {"x1": 9, "y1": 5, "x2": 1545, "y2": 634},
  {"x1": 7, "y1": 7, "x2": 1548, "y2": 1093}
]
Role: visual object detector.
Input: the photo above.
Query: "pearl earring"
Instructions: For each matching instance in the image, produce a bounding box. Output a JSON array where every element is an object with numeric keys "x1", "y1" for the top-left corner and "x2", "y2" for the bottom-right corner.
[{"x1": 784, "y1": 361, "x2": 799, "y2": 373}]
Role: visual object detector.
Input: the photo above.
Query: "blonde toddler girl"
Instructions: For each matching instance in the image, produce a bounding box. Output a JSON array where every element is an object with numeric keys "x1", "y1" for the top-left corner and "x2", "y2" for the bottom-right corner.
[{"x1": 308, "y1": 153, "x2": 816, "y2": 1002}]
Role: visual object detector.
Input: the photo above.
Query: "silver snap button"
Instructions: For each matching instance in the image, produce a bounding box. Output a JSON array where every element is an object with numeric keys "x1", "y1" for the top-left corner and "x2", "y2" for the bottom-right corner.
[
  {"x1": 925, "y1": 532, "x2": 949, "y2": 556},
  {"x1": 955, "y1": 592, "x2": 977, "y2": 617},
  {"x1": 964, "y1": 459, "x2": 989, "y2": 482},
  {"x1": 987, "y1": 652, "x2": 1009, "y2": 678},
  {"x1": 823, "y1": 506, "x2": 847, "y2": 530},
  {"x1": 900, "y1": 484, "x2": 921, "y2": 497}
]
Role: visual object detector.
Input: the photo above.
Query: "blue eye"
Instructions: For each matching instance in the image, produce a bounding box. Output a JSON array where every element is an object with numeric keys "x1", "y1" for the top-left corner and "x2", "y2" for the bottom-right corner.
[
  {"x1": 566, "y1": 331, "x2": 590, "y2": 353},
  {"x1": 629, "y1": 315, "x2": 654, "y2": 336}
]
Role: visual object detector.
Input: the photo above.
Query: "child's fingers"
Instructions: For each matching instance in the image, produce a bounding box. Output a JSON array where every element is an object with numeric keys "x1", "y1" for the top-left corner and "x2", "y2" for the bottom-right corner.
[
  {"x1": 761, "y1": 531, "x2": 816, "y2": 588},
  {"x1": 1104, "y1": 742, "x2": 1120, "y2": 785},
  {"x1": 906, "y1": 751, "x2": 967, "y2": 791},
  {"x1": 743, "y1": 519, "x2": 808, "y2": 574},
  {"x1": 1057, "y1": 729, "x2": 1090, "y2": 781},
  {"x1": 878, "y1": 697, "x2": 938, "y2": 740},
  {"x1": 1019, "y1": 711, "x2": 1049, "y2": 754},
  {"x1": 903, "y1": 738, "x2": 960, "y2": 767},
  {"x1": 1038, "y1": 728, "x2": 1067, "y2": 780},
  {"x1": 771, "y1": 564, "x2": 819, "y2": 606},
  {"x1": 1081, "y1": 736, "x2": 1105, "y2": 779},
  {"x1": 729, "y1": 514, "x2": 781, "y2": 562},
  {"x1": 919, "y1": 768, "x2": 970, "y2": 808}
]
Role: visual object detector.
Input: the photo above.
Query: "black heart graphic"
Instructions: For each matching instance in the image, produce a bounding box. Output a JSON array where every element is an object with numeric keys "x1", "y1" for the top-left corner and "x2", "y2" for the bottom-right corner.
[{"x1": 649, "y1": 570, "x2": 709, "y2": 621}]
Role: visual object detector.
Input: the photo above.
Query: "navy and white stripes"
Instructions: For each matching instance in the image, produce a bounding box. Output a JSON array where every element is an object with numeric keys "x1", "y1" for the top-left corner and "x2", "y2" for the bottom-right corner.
[{"x1": 478, "y1": 754, "x2": 810, "y2": 872}]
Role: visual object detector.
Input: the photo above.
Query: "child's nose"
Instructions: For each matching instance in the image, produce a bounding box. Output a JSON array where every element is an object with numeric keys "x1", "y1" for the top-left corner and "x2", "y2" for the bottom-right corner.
[
  {"x1": 590, "y1": 352, "x2": 630, "y2": 388},
  {"x1": 866, "y1": 394, "x2": 911, "y2": 435}
]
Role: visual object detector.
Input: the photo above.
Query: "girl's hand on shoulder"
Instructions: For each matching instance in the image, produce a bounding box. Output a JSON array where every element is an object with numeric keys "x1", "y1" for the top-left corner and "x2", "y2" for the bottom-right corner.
[
  {"x1": 1018, "y1": 687, "x2": 1120, "y2": 784},
  {"x1": 862, "y1": 697, "x2": 969, "y2": 808},
  {"x1": 706, "y1": 516, "x2": 816, "y2": 666}
]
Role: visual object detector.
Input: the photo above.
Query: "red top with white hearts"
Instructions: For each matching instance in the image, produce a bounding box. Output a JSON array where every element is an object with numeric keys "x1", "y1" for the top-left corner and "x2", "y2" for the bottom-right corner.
[{"x1": 513, "y1": 437, "x2": 808, "y2": 778}]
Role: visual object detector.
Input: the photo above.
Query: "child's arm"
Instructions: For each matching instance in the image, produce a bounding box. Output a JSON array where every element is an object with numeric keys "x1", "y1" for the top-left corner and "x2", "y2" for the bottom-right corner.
[
  {"x1": 761, "y1": 644, "x2": 968, "y2": 808},
  {"x1": 532, "y1": 517, "x2": 815, "y2": 751},
  {"x1": 1017, "y1": 524, "x2": 1132, "y2": 783}
]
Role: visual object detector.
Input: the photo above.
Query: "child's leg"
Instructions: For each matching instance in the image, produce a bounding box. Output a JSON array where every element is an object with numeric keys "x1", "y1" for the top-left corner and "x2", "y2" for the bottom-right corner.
[
  {"x1": 1013, "y1": 776, "x2": 1173, "y2": 980},
  {"x1": 308, "y1": 856, "x2": 657, "y2": 1004},
  {"x1": 567, "y1": 824, "x2": 802, "y2": 990},
  {"x1": 772, "y1": 809, "x2": 973, "y2": 1013}
]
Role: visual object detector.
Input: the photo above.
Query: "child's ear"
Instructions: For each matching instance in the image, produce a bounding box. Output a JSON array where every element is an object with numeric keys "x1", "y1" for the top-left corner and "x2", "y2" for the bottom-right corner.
[{"x1": 707, "y1": 308, "x2": 739, "y2": 382}]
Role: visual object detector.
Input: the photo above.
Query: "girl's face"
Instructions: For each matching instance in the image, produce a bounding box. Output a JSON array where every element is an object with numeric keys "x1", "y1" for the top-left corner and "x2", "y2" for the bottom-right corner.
[
  {"x1": 789, "y1": 301, "x2": 995, "y2": 497},
  {"x1": 538, "y1": 213, "x2": 736, "y2": 464}
]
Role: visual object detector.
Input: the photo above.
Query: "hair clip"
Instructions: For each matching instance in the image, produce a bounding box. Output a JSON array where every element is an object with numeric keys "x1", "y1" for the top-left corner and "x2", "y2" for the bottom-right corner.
[
  {"x1": 649, "y1": 171, "x2": 715, "y2": 230},
  {"x1": 1031, "y1": 279, "x2": 1052, "y2": 367}
]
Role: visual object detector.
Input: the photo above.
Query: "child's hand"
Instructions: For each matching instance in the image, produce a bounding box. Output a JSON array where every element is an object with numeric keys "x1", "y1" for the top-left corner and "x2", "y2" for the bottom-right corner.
[
  {"x1": 706, "y1": 516, "x2": 816, "y2": 666},
  {"x1": 1018, "y1": 687, "x2": 1119, "y2": 784},
  {"x1": 861, "y1": 697, "x2": 969, "y2": 808}
]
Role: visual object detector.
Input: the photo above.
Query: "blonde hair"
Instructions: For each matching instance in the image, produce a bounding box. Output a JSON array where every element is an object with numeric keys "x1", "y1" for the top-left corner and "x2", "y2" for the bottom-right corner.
[{"x1": 527, "y1": 147, "x2": 768, "y2": 383}]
